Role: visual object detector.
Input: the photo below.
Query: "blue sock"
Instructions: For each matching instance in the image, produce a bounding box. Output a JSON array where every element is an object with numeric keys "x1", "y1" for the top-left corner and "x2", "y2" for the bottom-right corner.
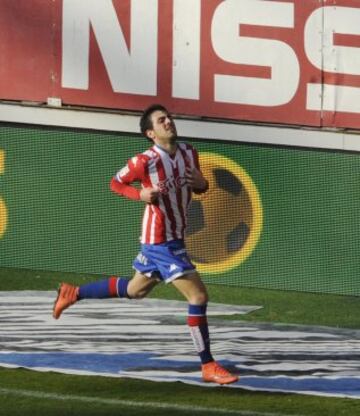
[
  {"x1": 187, "y1": 304, "x2": 214, "y2": 364},
  {"x1": 78, "y1": 277, "x2": 129, "y2": 300}
]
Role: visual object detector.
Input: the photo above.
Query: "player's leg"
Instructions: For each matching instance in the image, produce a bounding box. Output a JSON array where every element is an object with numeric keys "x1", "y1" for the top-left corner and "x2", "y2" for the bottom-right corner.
[
  {"x1": 170, "y1": 271, "x2": 208, "y2": 305},
  {"x1": 172, "y1": 271, "x2": 212, "y2": 362},
  {"x1": 52, "y1": 275, "x2": 130, "y2": 319},
  {"x1": 77, "y1": 271, "x2": 159, "y2": 300},
  {"x1": 53, "y1": 243, "x2": 161, "y2": 319},
  {"x1": 52, "y1": 272, "x2": 158, "y2": 319},
  {"x1": 172, "y1": 271, "x2": 238, "y2": 384},
  {"x1": 127, "y1": 271, "x2": 160, "y2": 299}
]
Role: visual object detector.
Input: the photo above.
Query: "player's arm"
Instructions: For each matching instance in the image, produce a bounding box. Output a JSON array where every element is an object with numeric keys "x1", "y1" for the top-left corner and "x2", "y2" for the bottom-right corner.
[
  {"x1": 187, "y1": 168, "x2": 209, "y2": 194},
  {"x1": 110, "y1": 156, "x2": 143, "y2": 200},
  {"x1": 186, "y1": 148, "x2": 209, "y2": 194},
  {"x1": 110, "y1": 156, "x2": 160, "y2": 203}
]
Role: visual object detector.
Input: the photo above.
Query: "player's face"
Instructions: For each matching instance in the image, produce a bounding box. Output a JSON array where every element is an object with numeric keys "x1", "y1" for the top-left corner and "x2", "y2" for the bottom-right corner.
[{"x1": 147, "y1": 110, "x2": 177, "y2": 144}]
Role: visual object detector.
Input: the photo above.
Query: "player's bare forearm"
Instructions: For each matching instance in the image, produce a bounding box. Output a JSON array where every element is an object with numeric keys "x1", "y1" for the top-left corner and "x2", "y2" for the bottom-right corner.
[
  {"x1": 140, "y1": 187, "x2": 160, "y2": 204},
  {"x1": 187, "y1": 168, "x2": 209, "y2": 194}
]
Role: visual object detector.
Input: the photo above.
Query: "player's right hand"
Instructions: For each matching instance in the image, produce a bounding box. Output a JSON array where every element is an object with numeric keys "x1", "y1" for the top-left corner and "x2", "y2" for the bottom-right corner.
[{"x1": 140, "y1": 186, "x2": 160, "y2": 204}]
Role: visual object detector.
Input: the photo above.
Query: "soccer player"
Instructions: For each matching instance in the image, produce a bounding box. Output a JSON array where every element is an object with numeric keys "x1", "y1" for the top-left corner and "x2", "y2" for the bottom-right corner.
[{"x1": 53, "y1": 104, "x2": 238, "y2": 385}]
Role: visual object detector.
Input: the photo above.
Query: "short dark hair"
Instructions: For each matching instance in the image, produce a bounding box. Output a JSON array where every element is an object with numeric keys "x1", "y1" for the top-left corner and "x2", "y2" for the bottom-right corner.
[{"x1": 140, "y1": 104, "x2": 169, "y2": 138}]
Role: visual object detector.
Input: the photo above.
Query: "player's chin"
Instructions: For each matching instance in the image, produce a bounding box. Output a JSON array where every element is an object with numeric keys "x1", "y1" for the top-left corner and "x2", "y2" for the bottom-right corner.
[{"x1": 169, "y1": 133, "x2": 177, "y2": 142}]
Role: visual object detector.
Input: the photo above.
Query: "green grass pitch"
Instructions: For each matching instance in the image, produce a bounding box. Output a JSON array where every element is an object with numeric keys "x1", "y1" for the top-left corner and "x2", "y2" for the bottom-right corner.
[{"x1": 0, "y1": 266, "x2": 359, "y2": 416}]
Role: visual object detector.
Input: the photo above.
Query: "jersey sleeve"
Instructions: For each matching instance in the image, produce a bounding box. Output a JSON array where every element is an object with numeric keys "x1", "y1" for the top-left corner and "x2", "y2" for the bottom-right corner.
[{"x1": 110, "y1": 155, "x2": 147, "y2": 201}]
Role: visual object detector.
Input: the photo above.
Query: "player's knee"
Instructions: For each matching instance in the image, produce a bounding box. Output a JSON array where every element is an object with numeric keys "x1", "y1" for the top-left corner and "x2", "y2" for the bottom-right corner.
[
  {"x1": 189, "y1": 291, "x2": 208, "y2": 305},
  {"x1": 127, "y1": 289, "x2": 147, "y2": 299}
]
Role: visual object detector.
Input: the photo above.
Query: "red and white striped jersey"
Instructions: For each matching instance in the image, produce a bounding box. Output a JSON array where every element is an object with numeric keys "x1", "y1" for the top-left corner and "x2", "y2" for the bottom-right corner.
[{"x1": 113, "y1": 143, "x2": 201, "y2": 244}]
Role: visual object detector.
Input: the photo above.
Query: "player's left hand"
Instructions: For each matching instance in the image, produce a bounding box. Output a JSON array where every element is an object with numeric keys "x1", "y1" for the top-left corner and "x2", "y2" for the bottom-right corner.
[
  {"x1": 186, "y1": 168, "x2": 208, "y2": 192},
  {"x1": 140, "y1": 186, "x2": 160, "y2": 204}
]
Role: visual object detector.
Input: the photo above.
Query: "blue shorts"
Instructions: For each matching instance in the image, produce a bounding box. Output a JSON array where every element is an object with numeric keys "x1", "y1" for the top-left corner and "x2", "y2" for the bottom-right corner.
[{"x1": 132, "y1": 239, "x2": 196, "y2": 283}]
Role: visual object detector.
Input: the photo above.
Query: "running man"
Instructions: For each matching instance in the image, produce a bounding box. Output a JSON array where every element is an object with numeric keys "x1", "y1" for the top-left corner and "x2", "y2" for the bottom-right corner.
[{"x1": 53, "y1": 104, "x2": 238, "y2": 385}]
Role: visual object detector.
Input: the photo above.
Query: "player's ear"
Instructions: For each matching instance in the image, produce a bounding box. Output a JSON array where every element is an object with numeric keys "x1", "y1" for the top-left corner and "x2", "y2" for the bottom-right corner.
[{"x1": 146, "y1": 129, "x2": 155, "y2": 141}]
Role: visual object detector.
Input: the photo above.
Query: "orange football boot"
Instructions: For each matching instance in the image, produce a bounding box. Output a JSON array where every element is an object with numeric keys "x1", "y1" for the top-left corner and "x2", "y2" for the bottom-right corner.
[
  {"x1": 202, "y1": 361, "x2": 239, "y2": 385},
  {"x1": 52, "y1": 283, "x2": 79, "y2": 319}
]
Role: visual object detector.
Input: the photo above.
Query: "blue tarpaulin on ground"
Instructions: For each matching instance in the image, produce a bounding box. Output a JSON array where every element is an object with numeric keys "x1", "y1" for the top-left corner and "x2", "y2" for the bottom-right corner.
[{"x1": 0, "y1": 291, "x2": 359, "y2": 399}]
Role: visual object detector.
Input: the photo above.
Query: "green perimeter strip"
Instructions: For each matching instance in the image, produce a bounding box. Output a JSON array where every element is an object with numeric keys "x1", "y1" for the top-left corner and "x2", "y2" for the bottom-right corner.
[
  {"x1": 0, "y1": 388, "x2": 305, "y2": 416},
  {"x1": 1, "y1": 125, "x2": 360, "y2": 295}
]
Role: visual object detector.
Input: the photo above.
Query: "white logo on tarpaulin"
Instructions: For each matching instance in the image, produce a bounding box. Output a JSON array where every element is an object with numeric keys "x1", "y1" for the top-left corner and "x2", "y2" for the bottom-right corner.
[{"x1": 169, "y1": 264, "x2": 179, "y2": 272}]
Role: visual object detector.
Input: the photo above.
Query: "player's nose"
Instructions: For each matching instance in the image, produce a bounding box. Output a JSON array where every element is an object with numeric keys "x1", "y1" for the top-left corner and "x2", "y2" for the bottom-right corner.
[{"x1": 166, "y1": 118, "x2": 175, "y2": 130}]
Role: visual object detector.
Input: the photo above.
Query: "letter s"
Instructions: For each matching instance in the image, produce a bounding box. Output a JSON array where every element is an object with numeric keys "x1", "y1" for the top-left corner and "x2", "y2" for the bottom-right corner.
[{"x1": 211, "y1": 0, "x2": 299, "y2": 106}]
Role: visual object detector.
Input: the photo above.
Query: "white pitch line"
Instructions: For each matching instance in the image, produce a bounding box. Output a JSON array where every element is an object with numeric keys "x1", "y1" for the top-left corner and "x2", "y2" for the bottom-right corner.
[{"x1": 0, "y1": 387, "x2": 305, "y2": 416}]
